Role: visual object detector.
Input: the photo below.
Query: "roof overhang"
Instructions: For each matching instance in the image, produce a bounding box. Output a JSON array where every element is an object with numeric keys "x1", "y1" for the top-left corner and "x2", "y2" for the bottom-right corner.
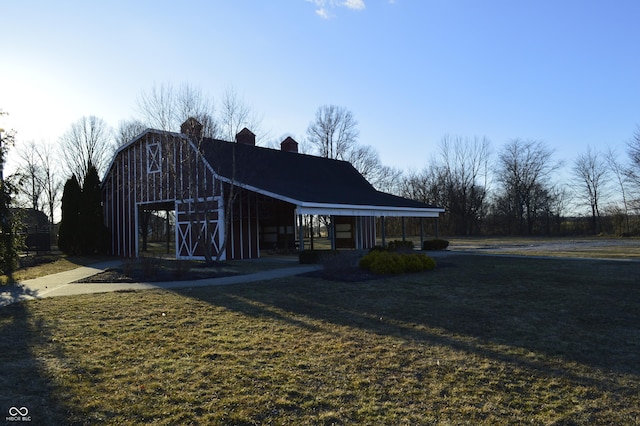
[
  {"x1": 296, "y1": 203, "x2": 444, "y2": 217},
  {"x1": 218, "y1": 177, "x2": 444, "y2": 217}
]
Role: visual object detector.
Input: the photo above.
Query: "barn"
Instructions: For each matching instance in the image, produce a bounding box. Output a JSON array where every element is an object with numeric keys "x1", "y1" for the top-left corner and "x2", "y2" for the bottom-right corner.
[{"x1": 101, "y1": 118, "x2": 444, "y2": 260}]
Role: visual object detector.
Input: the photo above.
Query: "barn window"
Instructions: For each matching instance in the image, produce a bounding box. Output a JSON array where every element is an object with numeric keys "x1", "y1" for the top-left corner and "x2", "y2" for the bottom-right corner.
[{"x1": 147, "y1": 142, "x2": 161, "y2": 173}]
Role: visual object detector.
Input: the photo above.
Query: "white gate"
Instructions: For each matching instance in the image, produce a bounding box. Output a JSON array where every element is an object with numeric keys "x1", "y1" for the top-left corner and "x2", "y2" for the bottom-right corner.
[{"x1": 175, "y1": 197, "x2": 224, "y2": 260}]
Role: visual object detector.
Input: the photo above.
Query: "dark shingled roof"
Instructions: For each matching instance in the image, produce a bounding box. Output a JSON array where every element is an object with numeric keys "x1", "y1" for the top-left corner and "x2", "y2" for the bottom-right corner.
[{"x1": 200, "y1": 138, "x2": 440, "y2": 210}]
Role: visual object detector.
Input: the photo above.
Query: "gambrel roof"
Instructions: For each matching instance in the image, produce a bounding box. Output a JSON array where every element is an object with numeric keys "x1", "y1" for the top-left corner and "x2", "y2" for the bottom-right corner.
[{"x1": 199, "y1": 137, "x2": 443, "y2": 217}]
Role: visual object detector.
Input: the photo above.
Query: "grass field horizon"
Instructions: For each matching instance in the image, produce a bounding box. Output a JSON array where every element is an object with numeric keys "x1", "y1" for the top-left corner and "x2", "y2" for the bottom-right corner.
[{"x1": 1, "y1": 253, "x2": 638, "y2": 425}]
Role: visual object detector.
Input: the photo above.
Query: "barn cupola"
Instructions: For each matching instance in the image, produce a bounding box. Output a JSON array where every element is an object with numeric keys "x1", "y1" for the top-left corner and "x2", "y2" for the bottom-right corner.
[
  {"x1": 236, "y1": 127, "x2": 256, "y2": 145},
  {"x1": 280, "y1": 136, "x2": 299, "y2": 153},
  {"x1": 180, "y1": 117, "x2": 203, "y2": 140}
]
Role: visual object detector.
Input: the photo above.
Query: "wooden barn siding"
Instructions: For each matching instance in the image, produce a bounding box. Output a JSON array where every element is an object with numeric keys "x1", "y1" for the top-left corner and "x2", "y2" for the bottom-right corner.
[
  {"x1": 227, "y1": 189, "x2": 260, "y2": 260},
  {"x1": 104, "y1": 133, "x2": 222, "y2": 258}
]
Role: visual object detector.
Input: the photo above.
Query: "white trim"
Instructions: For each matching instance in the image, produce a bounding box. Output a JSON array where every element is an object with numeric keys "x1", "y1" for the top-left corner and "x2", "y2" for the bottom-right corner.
[
  {"x1": 296, "y1": 205, "x2": 443, "y2": 218},
  {"x1": 134, "y1": 203, "x2": 139, "y2": 257},
  {"x1": 215, "y1": 176, "x2": 302, "y2": 206},
  {"x1": 217, "y1": 189, "x2": 226, "y2": 260}
]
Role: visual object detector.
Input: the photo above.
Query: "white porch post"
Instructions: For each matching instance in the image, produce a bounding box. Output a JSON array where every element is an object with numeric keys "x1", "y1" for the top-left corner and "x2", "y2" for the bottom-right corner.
[
  {"x1": 298, "y1": 214, "x2": 304, "y2": 252},
  {"x1": 401, "y1": 217, "x2": 406, "y2": 242},
  {"x1": 330, "y1": 215, "x2": 336, "y2": 250},
  {"x1": 355, "y1": 216, "x2": 362, "y2": 250}
]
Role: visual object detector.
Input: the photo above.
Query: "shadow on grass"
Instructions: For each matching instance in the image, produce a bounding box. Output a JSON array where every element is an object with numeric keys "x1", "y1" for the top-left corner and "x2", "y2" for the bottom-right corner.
[
  {"x1": 0, "y1": 283, "x2": 41, "y2": 308},
  {"x1": 178, "y1": 254, "x2": 640, "y2": 395},
  {"x1": 0, "y1": 301, "x2": 75, "y2": 425}
]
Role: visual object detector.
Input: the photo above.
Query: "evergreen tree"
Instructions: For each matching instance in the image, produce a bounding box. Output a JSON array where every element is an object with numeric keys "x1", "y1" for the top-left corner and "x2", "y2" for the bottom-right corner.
[
  {"x1": 0, "y1": 179, "x2": 20, "y2": 276},
  {"x1": 80, "y1": 163, "x2": 108, "y2": 254},
  {"x1": 0, "y1": 124, "x2": 21, "y2": 277},
  {"x1": 58, "y1": 175, "x2": 82, "y2": 254}
]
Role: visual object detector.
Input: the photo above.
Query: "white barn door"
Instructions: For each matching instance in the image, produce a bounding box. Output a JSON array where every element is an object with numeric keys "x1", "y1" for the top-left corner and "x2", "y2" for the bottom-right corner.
[{"x1": 175, "y1": 197, "x2": 224, "y2": 260}]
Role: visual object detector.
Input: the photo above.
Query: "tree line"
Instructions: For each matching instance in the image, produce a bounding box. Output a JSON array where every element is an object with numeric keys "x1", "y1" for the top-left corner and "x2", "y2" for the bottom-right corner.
[{"x1": 3, "y1": 82, "x2": 640, "y2": 262}]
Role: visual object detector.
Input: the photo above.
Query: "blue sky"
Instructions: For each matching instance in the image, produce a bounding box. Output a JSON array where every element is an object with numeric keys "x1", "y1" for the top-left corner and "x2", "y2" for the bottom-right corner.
[{"x1": 2, "y1": 0, "x2": 640, "y2": 175}]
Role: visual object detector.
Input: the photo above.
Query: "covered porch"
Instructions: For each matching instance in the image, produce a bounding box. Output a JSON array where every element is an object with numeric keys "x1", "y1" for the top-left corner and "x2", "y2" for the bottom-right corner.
[{"x1": 293, "y1": 203, "x2": 443, "y2": 252}]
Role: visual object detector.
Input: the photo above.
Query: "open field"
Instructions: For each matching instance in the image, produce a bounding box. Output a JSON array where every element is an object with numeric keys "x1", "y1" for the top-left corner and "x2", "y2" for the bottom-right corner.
[
  {"x1": 446, "y1": 236, "x2": 640, "y2": 259},
  {"x1": 1, "y1": 254, "x2": 638, "y2": 425}
]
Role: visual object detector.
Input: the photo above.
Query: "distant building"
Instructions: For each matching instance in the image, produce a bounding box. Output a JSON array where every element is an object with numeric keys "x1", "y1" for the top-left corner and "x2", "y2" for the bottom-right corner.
[{"x1": 11, "y1": 208, "x2": 51, "y2": 252}]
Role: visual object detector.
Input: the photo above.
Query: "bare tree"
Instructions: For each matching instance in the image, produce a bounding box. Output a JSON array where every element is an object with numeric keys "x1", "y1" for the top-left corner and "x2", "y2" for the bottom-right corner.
[
  {"x1": 137, "y1": 82, "x2": 177, "y2": 132},
  {"x1": 306, "y1": 104, "x2": 398, "y2": 189},
  {"x1": 546, "y1": 184, "x2": 571, "y2": 234},
  {"x1": 15, "y1": 140, "x2": 44, "y2": 211},
  {"x1": 400, "y1": 136, "x2": 491, "y2": 235},
  {"x1": 59, "y1": 116, "x2": 114, "y2": 184},
  {"x1": 627, "y1": 126, "x2": 640, "y2": 172},
  {"x1": 572, "y1": 146, "x2": 610, "y2": 234},
  {"x1": 399, "y1": 166, "x2": 445, "y2": 206},
  {"x1": 494, "y1": 139, "x2": 560, "y2": 235},
  {"x1": 116, "y1": 119, "x2": 147, "y2": 147},
  {"x1": 306, "y1": 105, "x2": 359, "y2": 160},
  {"x1": 438, "y1": 135, "x2": 491, "y2": 235},
  {"x1": 14, "y1": 139, "x2": 66, "y2": 226},
  {"x1": 218, "y1": 86, "x2": 263, "y2": 142},
  {"x1": 137, "y1": 82, "x2": 218, "y2": 137},
  {"x1": 606, "y1": 147, "x2": 632, "y2": 233},
  {"x1": 37, "y1": 140, "x2": 63, "y2": 226},
  {"x1": 345, "y1": 144, "x2": 402, "y2": 192},
  {"x1": 626, "y1": 126, "x2": 640, "y2": 209},
  {"x1": 371, "y1": 164, "x2": 403, "y2": 194}
]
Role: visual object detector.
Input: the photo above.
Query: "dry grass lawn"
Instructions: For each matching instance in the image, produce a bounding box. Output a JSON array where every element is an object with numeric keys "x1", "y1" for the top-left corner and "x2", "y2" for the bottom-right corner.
[{"x1": 1, "y1": 254, "x2": 639, "y2": 425}]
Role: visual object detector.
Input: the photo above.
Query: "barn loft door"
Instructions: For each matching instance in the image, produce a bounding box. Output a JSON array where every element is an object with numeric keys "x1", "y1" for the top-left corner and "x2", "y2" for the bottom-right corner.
[{"x1": 175, "y1": 197, "x2": 223, "y2": 260}]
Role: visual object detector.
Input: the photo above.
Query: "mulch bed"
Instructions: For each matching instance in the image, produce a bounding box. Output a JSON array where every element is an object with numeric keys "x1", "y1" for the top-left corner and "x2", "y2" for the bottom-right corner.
[
  {"x1": 75, "y1": 266, "x2": 238, "y2": 283},
  {"x1": 300, "y1": 267, "x2": 381, "y2": 282}
]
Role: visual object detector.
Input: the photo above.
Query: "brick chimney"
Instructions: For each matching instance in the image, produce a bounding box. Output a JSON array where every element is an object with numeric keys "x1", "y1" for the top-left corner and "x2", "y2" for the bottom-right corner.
[
  {"x1": 280, "y1": 136, "x2": 299, "y2": 153},
  {"x1": 180, "y1": 117, "x2": 203, "y2": 140},
  {"x1": 235, "y1": 128, "x2": 256, "y2": 145}
]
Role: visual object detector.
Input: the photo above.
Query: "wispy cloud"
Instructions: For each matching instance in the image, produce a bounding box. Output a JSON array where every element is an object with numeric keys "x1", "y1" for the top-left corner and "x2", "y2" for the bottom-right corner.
[
  {"x1": 344, "y1": 0, "x2": 365, "y2": 11},
  {"x1": 307, "y1": 0, "x2": 366, "y2": 19}
]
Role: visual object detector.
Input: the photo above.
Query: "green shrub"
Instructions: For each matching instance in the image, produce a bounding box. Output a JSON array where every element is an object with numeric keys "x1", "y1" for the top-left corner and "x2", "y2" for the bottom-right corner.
[
  {"x1": 403, "y1": 253, "x2": 423, "y2": 273},
  {"x1": 417, "y1": 253, "x2": 437, "y2": 270},
  {"x1": 371, "y1": 252, "x2": 406, "y2": 275},
  {"x1": 422, "y1": 239, "x2": 449, "y2": 251},
  {"x1": 359, "y1": 249, "x2": 381, "y2": 270},
  {"x1": 359, "y1": 251, "x2": 436, "y2": 275}
]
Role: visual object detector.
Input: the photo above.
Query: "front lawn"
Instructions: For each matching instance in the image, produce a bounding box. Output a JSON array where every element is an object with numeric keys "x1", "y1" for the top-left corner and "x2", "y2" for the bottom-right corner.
[{"x1": 1, "y1": 255, "x2": 639, "y2": 424}]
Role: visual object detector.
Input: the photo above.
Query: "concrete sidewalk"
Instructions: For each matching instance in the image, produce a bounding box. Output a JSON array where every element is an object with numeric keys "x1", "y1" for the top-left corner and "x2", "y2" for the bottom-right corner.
[{"x1": 1, "y1": 261, "x2": 321, "y2": 307}]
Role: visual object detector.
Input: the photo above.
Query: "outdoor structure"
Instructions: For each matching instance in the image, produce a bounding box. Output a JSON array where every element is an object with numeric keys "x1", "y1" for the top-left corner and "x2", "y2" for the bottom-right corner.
[{"x1": 101, "y1": 119, "x2": 444, "y2": 260}]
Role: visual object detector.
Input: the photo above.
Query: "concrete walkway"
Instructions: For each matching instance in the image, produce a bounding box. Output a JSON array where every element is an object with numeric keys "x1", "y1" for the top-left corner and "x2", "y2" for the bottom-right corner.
[{"x1": 0, "y1": 260, "x2": 321, "y2": 308}]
